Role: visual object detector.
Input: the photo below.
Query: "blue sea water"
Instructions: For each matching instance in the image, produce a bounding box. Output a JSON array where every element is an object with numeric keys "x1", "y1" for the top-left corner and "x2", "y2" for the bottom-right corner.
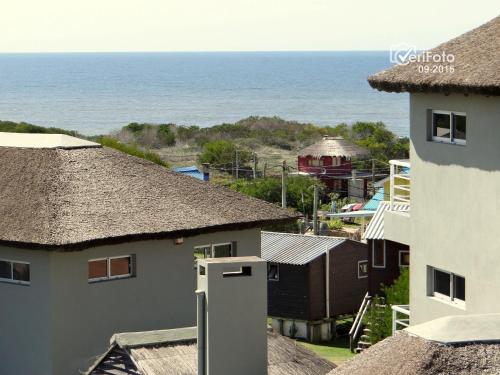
[{"x1": 0, "y1": 51, "x2": 409, "y2": 136}]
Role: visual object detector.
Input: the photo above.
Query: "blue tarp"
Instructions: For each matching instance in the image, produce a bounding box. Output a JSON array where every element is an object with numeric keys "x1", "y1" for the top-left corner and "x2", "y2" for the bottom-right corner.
[{"x1": 174, "y1": 166, "x2": 206, "y2": 181}]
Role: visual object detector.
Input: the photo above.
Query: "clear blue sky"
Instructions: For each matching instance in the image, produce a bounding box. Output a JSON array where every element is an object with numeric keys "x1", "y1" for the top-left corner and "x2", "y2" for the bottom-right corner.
[{"x1": 2, "y1": 0, "x2": 499, "y2": 52}]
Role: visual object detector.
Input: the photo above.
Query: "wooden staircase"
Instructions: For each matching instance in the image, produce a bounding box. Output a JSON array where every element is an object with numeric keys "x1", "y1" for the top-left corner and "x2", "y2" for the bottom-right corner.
[{"x1": 353, "y1": 299, "x2": 386, "y2": 353}]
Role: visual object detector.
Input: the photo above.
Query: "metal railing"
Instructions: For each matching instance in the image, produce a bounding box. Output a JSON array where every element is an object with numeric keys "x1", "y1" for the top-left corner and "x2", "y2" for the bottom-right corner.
[
  {"x1": 391, "y1": 304, "x2": 410, "y2": 334},
  {"x1": 389, "y1": 159, "x2": 411, "y2": 211},
  {"x1": 349, "y1": 292, "x2": 371, "y2": 352}
]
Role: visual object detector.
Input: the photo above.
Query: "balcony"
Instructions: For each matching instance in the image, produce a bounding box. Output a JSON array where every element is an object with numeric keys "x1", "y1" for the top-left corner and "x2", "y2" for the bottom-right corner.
[
  {"x1": 389, "y1": 159, "x2": 410, "y2": 211},
  {"x1": 384, "y1": 159, "x2": 411, "y2": 245}
]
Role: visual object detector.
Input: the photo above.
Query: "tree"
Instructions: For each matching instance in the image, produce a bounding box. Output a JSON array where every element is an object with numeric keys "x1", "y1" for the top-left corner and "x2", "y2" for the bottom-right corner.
[
  {"x1": 228, "y1": 175, "x2": 325, "y2": 215},
  {"x1": 198, "y1": 140, "x2": 251, "y2": 168},
  {"x1": 363, "y1": 268, "x2": 409, "y2": 344}
]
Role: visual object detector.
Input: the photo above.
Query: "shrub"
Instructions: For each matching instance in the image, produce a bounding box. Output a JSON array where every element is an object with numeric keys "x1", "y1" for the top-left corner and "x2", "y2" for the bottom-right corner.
[
  {"x1": 198, "y1": 140, "x2": 251, "y2": 167},
  {"x1": 96, "y1": 137, "x2": 169, "y2": 168},
  {"x1": 327, "y1": 219, "x2": 343, "y2": 230}
]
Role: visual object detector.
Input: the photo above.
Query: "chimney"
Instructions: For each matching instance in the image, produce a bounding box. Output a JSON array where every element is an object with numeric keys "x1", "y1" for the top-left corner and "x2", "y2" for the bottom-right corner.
[
  {"x1": 202, "y1": 163, "x2": 210, "y2": 181},
  {"x1": 196, "y1": 257, "x2": 267, "y2": 375}
]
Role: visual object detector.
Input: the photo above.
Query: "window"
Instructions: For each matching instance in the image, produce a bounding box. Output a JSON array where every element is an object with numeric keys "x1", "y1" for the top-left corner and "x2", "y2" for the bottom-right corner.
[
  {"x1": 193, "y1": 245, "x2": 211, "y2": 268},
  {"x1": 267, "y1": 263, "x2": 279, "y2": 281},
  {"x1": 212, "y1": 243, "x2": 232, "y2": 258},
  {"x1": 429, "y1": 266, "x2": 465, "y2": 306},
  {"x1": 88, "y1": 256, "x2": 133, "y2": 282},
  {"x1": 308, "y1": 158, "x2": 323, "y2": 167},
  {"x1": 431, "y1": 110, "x2": 466, "y2": 144},
  {"x1": 193, "y1": 242, "x2": 235, "y2": 268},
  {"x1": 358, "y1": 260, "x2": 368, "y2": 279},
  {"x1": 0, "y1": 259, "x2": 30, "y2": 285},
  {"x1": 399, "y1": 251, "x2": 410, "y2": 267},
  {"x1": 372, "y1": 241, "x2": 386, "y2": 268}
]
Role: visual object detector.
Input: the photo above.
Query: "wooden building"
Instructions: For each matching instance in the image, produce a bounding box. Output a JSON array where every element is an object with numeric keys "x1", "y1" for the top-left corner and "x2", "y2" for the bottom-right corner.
[
  {"x1": 363, "y1": 201, "x2": 410, "y2": 295},
  {"x1": 261, "y1": 231, "x2": 368, "y2": 342},
  {"x1": 297, "y1": 136, "x2": 370, "y2": 196}
]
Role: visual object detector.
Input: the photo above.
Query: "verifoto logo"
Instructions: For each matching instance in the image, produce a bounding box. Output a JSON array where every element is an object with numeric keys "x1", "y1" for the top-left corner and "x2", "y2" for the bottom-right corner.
[{"x1": 390, "y1": 43, "x2": 417, "y2": 66}]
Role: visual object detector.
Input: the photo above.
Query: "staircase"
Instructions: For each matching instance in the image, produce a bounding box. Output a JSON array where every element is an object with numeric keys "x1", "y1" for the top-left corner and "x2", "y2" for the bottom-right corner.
[{"x1": 353, "y1": 299, "x2": 386, "y2": 353}]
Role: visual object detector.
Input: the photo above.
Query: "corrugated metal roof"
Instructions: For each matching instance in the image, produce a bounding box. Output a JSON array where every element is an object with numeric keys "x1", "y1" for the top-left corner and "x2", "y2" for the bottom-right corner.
[
  {"x1": 261, "y1": 231, "x2": 346, "y2": 265},
  {"x1": 363, "y1": 201, "x2": 410, "y2": 240}
]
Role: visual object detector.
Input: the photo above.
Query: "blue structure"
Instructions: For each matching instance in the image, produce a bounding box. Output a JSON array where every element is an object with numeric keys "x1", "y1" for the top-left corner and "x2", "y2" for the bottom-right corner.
[
  {"x1": 363, "y1": 187, "x2": 384, "y2": 211},
  {"x1": 174, "y1": 166, "x2": 208, "y2": 181}
]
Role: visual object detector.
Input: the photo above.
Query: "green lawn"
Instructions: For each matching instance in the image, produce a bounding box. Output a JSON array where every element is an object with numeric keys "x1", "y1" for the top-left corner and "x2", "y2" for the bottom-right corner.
[{"x1": 298, "y1": 336, "x2": 354, "y2": 365}]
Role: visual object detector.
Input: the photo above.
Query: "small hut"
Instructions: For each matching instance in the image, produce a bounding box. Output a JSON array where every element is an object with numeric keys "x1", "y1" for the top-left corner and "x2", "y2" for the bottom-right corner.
[{"x1": 297, "y1": 136, "x2": 370, "y2": 196}]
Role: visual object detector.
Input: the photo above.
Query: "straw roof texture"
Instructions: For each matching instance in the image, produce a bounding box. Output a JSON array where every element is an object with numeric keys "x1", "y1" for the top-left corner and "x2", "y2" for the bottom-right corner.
[
  {"x1": 0, "y1": 146, "x2": 297, "y2": 250},
  {"x1": 298, "y1": 137, "x2": 370, "y2": 158},
  {"x1": 329, "y1": 331, "x2": 500, "y2": 375},
  {"x1": 368, "y1": 15, "x2": 500, "y2": 96},
  {"x1": 88, "y1": 329, "x2": 336, "y2": 375}
]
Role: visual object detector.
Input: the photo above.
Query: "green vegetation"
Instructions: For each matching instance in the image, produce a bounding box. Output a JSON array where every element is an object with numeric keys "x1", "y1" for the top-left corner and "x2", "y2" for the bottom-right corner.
[
  {"x1": 228, "y1": 175, "x2": 325, "y2": 215},
  {"x1": 364, "y1": 268, "x2": 410, "y2": 344},
  {"x1": 298, "y1": 336, "x2": 354, "y2": 365},
  {"x1": 198, "y1": 140, "x2": 252, "y2": 167},
  {"x1": 92, "y1": 137, "x2": 169, "y2": 168},
  {"x1": 114, "y1": 116, "x2": 409, "y2": 162},
  {"x1": 0, "y1": 120, "x2": 83, "y2": 137},
  {"x1": 327, "y1": 219, "x2": 344, "y2": 230}
]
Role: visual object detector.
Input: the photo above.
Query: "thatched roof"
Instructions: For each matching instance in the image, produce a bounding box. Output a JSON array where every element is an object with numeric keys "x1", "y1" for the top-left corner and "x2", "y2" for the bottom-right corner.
[
  {"x1": 368, "y1": 15, "x2": 500, "y2": 96},
  {"x1": 87, "y1": 327, "x2": 336, "y2": 375},
  {"x1": 0, "y1": 142, "x2": 297, "y2": 250},
  {"x1": 329, "y1": 330, "x2": 500, "y2": 375},
  {"x1": 298, "y1": 136, "x2": 370, "y2": 158}
]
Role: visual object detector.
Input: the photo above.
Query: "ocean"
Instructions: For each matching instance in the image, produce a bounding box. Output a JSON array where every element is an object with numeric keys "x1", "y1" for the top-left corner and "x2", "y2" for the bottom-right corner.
[{"x1": 0, "y1": 51, "x2": 409, "y2": 136}]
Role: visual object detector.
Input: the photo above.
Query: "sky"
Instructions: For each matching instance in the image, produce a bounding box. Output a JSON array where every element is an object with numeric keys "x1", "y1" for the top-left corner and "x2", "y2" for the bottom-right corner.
[{"x1": 1, "y1": 0, "x2": 499, "y2": 53}]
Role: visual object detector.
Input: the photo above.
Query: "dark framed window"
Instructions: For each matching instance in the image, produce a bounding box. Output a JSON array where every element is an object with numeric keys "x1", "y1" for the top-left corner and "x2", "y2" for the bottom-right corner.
[
  {"x1": 267, "y1": 263, "x2": 279, "y2": 281},
  {"x1": 358, "y1": 260, "x2": 368, "y2": 279},
  {"x1": 88, "y1": 256, "x2": 133, "y2": 282},
  {"x1": 372, "y1": 241, "x2": 386, "y2": 268},
  {"x1": 429, "y1": 266, "x2": 465, "y2": 306},
  {"x1": 431, "y1": 110, "x2": 466, "y2": 144},
  {"x1": 0, "y1": 259, "x2": 30, "y2": 285},
  {"x1": 399, "y1": 251, "x2": 410, "y2": 267},
  {"x1": 212, "y1": 243, "x2": 232, "y2": 258}
]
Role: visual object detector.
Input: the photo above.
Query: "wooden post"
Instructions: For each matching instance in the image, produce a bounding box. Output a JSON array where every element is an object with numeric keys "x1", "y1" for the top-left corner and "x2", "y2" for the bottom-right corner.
[
  {"x1": 253, "y1": 153, "x2": 257, "y2": 179},
  {"x1": 235, "y1": 150, "x2": 239, "y2": 179},
  {"x1": 263, "y1": 162, "x2": 267, "y2": 178},
  {"x1": 281, "y1": 160, "x2": 287, "y2": 209},
  {"x1": 313, "y1": 185, "x2": 319, "y2": 235},
  {"x1": 371, "y1": 159, "x2": 376, "y2": 194}
]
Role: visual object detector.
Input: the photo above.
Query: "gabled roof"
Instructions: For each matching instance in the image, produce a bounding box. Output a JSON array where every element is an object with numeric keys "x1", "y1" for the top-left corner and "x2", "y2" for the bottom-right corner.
[
  {"x1": 261, "y1": 231, "x2": 346, "y2": 265},
  {"x1": 87, "y1": 327, "x2": 336, "y2": 375},
  {"x1": 368, "y1": 15, "x2": 500, "y2": 96},
  {"x1": 298, "y1": 136, "x2": 370, "y2": 158},
  {"x1": 363, "y1": 201, "x2": 410, "y2": 240},
  {"x1": 174, "y1": 166, "x2": 205, "y2": 181},
  {"x1": 0, "y1": 135, "x2": 297, "y2": 250}
]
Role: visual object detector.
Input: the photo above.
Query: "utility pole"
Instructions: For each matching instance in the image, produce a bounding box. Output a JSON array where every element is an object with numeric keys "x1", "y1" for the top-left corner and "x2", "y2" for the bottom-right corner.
[
  {"x1": 253, "y1": 153, "x2": 257, "y2": 179},
  {"x1": 235, "y1": 150, "x2": 239, "y2": 179},
  {"x1": 313, "y1": 185, "x2": 319, "y2": 235},
  {"x1": 281, "y1": 160, "x2": 287, "y2": 209},
  {"x1": 371, "y1": 159, "x2": 376, "y2": 194}
]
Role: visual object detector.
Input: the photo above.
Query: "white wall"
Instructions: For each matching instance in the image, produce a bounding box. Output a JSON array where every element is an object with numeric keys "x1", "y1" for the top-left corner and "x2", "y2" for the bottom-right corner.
[
  {"x1": 0, "y1": 227, "x2": 261, "y2": 375},
  {"x1": 409, "y1": 93, "x2": 500, "y2": 324}
]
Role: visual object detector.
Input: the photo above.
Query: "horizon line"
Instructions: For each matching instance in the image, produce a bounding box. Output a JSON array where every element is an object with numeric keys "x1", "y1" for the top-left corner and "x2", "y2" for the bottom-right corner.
[{"x1": 0, "y1": 49, "x2": 394, "y2": 55}]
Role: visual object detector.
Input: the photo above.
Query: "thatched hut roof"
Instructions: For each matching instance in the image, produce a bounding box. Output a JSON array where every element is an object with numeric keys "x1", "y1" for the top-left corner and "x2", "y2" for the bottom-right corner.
[
  {"x1": 87, "y1": 327, "x2": 336, "y2": 375},
  {"x1": 298, "y1": 136, "x2": 370, "y2": 158},
  {"x1": 0, "y1": 136, "x2": 297, "y2": 250},
  {"x1": 329, "y1": 330, "x2": 500, "y2": 375},
  {"x1": 368, "y1": 15, "x2": 500, "y2": 96}
]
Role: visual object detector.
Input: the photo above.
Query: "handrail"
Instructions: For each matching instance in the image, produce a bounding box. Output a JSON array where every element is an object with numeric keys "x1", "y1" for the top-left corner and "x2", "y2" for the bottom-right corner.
[
  {"x1": 391, "y1": 304, "x2": 410, "y2": 334},
  {"x1": 349, "y1": 292, "x2": 371, "y2": 352}
]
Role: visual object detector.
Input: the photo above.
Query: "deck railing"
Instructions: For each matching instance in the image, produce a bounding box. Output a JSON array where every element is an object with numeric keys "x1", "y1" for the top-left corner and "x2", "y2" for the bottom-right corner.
[
  {"x1": 391, "y1": 304, "x2": 410, "y2": 334},
  {"x1": 389, "y1": 159, "x2": 411, "y2": 211}
]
